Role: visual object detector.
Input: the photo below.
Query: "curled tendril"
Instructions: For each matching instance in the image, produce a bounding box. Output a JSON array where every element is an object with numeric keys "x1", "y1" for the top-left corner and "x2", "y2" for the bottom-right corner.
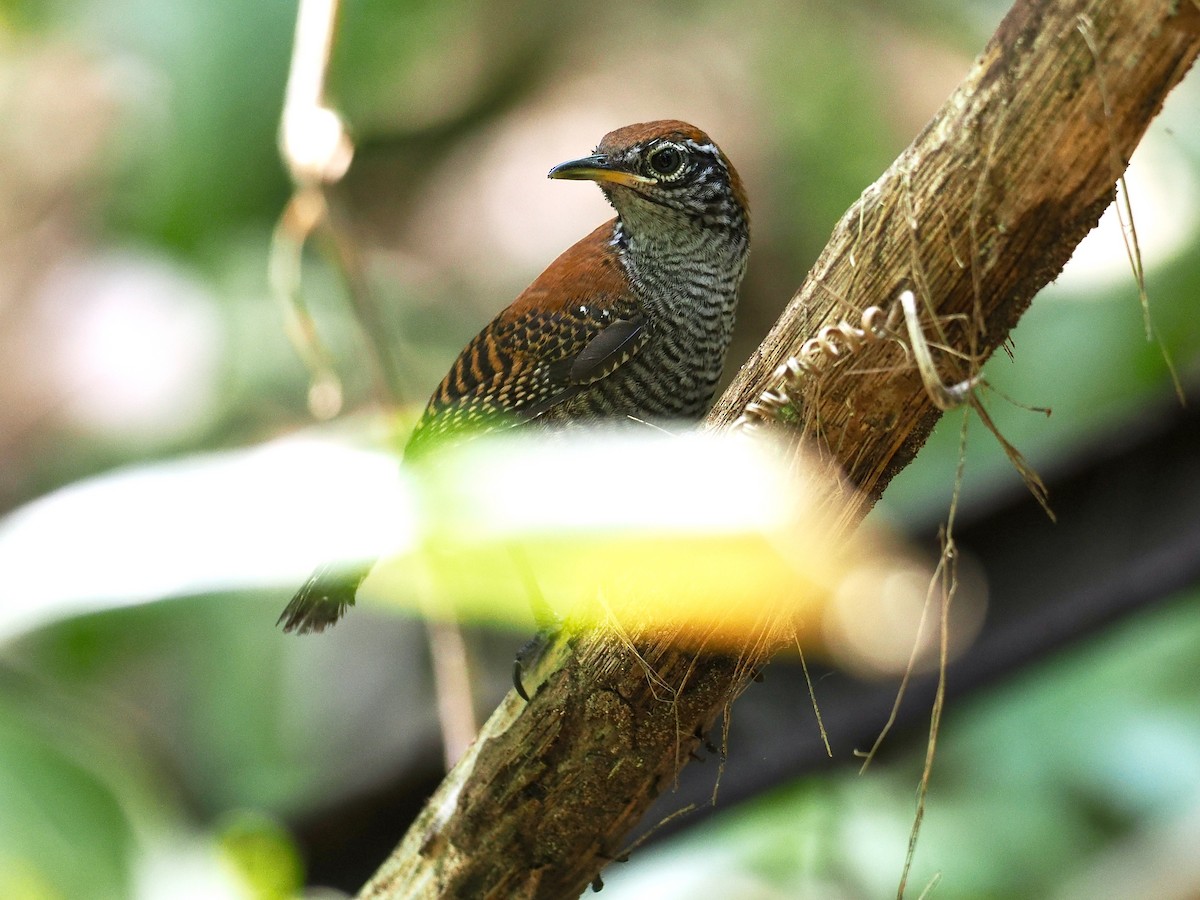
[{"x1": 735, "y1": 290, "x2": 979, "y2": 432}]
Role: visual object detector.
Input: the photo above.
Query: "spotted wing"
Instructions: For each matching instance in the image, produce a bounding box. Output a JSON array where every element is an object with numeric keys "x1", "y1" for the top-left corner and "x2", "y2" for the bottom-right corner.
[
  {"x1": 404, "y1": 301, "x2": 647, "y2": 459},
  {"x1": 403, "y1": 220, "x2": 647, "y2": 459}
]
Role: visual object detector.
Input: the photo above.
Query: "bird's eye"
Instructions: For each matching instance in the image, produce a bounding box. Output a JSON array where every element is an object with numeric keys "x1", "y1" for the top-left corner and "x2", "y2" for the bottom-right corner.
[{"x1": 647, "y1": 144, "x2": 686, "y2": 178}]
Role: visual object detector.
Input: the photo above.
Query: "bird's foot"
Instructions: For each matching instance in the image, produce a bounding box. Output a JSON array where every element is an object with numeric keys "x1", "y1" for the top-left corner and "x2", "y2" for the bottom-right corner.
[{"x1": 512, "y1": 629, "x2": 552, "y2": 702}]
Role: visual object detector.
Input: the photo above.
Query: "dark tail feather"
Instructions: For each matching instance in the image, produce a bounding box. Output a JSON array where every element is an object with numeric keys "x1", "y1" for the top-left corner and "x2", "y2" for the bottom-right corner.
[{"x1": 277, "y1": 559, "x2": 375, "y2": 634}]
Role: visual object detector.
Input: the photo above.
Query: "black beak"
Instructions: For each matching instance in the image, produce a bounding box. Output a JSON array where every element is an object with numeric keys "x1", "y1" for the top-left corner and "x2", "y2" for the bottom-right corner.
[{"x1": 548, "y1": 153, "x2": 656, "y2": 187}]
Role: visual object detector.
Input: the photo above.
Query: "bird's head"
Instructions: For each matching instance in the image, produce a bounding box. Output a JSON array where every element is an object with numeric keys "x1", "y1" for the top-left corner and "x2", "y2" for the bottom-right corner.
[{"x1": 549, "y1": 120, "x2": 749, "y2": 235}]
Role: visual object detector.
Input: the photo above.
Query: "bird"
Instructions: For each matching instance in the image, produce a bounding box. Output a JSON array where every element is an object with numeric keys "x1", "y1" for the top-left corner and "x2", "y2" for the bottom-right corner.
[{"x1": 278, "y1": 119, "x2": 751, "y2": 635}]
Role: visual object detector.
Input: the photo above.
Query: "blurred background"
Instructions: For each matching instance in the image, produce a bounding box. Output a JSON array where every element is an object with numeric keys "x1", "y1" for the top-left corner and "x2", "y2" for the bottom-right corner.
[{"x1": 1, "y1": 0, "x2": 1199, "y2": 897}]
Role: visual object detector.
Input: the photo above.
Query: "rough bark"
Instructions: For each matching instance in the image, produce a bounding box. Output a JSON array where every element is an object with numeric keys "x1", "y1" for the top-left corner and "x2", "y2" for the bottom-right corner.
[{"x1": 360, "y1": 0, "x2": 1200, "y2": 897}]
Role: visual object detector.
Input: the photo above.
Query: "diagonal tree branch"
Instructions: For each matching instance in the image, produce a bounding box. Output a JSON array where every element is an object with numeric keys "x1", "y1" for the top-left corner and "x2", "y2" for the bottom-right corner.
[{"x1": 360, "y1": 0, "x2": 1200, "y2": 896}]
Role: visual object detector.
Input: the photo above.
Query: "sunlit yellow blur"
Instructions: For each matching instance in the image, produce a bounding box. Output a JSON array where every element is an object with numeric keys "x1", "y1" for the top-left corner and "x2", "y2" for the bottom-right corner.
[
  {"x1": 364, "y1": 429, "x2": 981, "y2": 667},
  {"x1": 0, "y1": 423, "x2": 984, "y2": 672}
]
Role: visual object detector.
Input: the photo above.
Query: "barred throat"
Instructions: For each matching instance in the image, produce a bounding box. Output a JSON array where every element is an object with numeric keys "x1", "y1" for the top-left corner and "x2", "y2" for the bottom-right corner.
[
  {"x1": 613, "y1": 210, "x2": 747, "y2": 318},
  {"x1": 626, "y1": 212, "x2": 745, "y2": 352},
  {"x1": 546, "y1": 217, "x2": 749, "y2": 424}
]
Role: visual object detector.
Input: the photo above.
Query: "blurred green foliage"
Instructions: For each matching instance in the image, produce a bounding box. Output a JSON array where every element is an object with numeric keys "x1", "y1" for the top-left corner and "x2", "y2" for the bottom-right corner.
[
  {"x1": 604, "y1": 589, "x2": 1200, "y2": 898},
  {"x1": 0, "y1": 681, "x2": 137, "y2": 899},
  {"x1": 95, "y1": 0, "x2": 295, "y2": 253}
]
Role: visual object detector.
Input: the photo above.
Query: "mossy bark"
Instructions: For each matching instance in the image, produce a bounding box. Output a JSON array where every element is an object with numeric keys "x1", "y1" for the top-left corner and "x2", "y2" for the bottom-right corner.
[{"x1": 361, "y1": 1, "x2": 1200, "y2": 897}]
